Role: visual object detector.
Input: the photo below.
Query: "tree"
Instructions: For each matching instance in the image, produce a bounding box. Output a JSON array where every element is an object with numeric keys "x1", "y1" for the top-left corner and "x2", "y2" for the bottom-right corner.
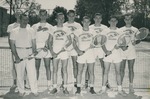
[
  {"x1": 47, "y1": 6, "x2": 67, "y2": 26},
  {"x1": 75, "y1": 0, "x2": 123, "y2": 26}
]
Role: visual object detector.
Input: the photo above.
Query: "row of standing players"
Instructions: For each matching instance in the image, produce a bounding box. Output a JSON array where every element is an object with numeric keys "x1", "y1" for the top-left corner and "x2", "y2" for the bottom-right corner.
[{"x1": 8, "y1": 9, "x2": 139, "y2": 97}]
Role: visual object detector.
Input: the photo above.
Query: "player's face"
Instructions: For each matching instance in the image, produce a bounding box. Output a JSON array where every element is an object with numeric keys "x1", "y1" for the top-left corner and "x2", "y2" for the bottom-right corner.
[
  {"x1": 82, "y1": 18, "x2": 91, "y2": 27},
  {"x1": 124, "y1": 16, "x2": 133, "y2": 25},
  {"x1": 20, "y1": 15, "x2": 29, "y2": 26},
  {"x1": 108, "y1": 18, "x2": 118, "y2": 27},
  {"x1": 39, "y1": 11, "x2": 48, "y2": 21},
  {"x1": 15, "y1": 10, "x2": 23, "y2": 20},
  {"x1": 94, "y1": 15, "x2": 102, "y2": 23},
  {"x1": 67, "y1": 12, "x2": 75, "y2": 21},
  {"x1": 56, "y1": 15, "x2": 65, "y2": 24}
]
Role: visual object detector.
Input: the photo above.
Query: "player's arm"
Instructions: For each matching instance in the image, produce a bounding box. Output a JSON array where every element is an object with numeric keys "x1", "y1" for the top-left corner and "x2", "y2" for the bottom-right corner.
[
  {"x1": 101, "y1": 45, "x2": 112, "y2": 56},
  {"x1": 73, "y1": 35, "x2": 84, "y2": 56},
  {"x1": 65, "y1": 35, "x2": 72, "y2": 49}
]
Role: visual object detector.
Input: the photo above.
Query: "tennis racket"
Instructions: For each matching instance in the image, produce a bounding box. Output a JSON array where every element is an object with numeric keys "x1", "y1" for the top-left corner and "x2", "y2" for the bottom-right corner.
[
  {"x1": 132, "y1": 27, "x2": 149, "y2": 44},
  {"x1": 14, "y1": 48, "x2": 48, "y2": 63},
  {"x1": 105, "y1": 33, "x2": 131, "y2": 57},
  {"x1": 77, "y1": 34, "x2": 107, "y2": 56}
]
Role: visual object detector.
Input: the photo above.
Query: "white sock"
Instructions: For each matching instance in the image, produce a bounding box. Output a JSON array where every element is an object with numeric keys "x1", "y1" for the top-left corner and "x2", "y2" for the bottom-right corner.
[
  {"x1": 77, "y1": 84, "x2": 82, "y2": 87},
  {"x1": 74, "y1": 78, "x2": 76, "y2": 82},
  {"x1": 118, "y1": 85, "x2": 123, "y2": 91},
  {"x1": 47, "y1": 80, "x2": 51, "y2": 86},
  {"x1": 53, "y1": 84, "x2": 57, "y2": 88},
  {"x1": 63, "y1": 84, "x2": 67, "y2": 88}
]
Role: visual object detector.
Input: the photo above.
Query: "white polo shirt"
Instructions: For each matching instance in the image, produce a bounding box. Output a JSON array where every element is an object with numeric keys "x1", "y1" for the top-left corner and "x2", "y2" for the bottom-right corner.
[{"x1": 10, "y1": 27, "x2": 36, "y2": 47}]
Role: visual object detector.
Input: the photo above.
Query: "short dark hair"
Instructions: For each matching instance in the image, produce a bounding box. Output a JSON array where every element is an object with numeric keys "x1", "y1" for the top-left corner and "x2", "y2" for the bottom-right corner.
[
  {"x1": 82, "y1": 16, "x2": 90, "y2": 21},
  {"x1": 56, "y1": 12, "x2": 64, "y2": 18},
  {"x1": 39, "y1": 9, "x2": 47, "y2": 15},
  {"x1": 94, "y1": 13, "x2": 102, "y2": 17},
  {"x1": 124, "y1": 13, "x2": 133, "y2": 19},
  {"x1": 19, "y1": 13, "x2": 28, "y2": 20},
  {"x1": 108, "y1": 15, "x2": 118, "y2": 21},
  {"x1": 67, "y1": 10, "x2": 75, "y2": 15}
]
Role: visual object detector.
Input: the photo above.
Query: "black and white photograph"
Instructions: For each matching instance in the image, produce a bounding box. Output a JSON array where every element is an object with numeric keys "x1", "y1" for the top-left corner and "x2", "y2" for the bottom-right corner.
[{"x1": 0, "y1": 0, "x2": 150, "y2": 99}]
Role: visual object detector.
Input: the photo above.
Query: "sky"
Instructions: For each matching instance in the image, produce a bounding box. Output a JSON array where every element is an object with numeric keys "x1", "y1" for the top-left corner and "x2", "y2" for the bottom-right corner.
[{"x1": 36, "y1": 0, "x2": 77, "y2": 10}]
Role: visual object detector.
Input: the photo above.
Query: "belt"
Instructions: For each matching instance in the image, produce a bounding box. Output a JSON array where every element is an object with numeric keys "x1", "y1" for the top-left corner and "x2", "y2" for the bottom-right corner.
[{"x1": 16, "y1": 47, "x2": 32, "y2": 49}]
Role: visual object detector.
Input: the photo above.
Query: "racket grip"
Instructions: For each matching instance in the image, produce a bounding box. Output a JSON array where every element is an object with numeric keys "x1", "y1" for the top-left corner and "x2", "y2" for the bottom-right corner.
[{"x1": 14, "y1": 59, "x2": 23, "y2": 64}]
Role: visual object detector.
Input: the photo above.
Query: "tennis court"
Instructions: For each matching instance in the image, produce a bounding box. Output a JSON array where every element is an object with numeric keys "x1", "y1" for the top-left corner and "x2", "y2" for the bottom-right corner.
[{"x1": 0, "y1": 37, "x2": 150, "y2": 99}]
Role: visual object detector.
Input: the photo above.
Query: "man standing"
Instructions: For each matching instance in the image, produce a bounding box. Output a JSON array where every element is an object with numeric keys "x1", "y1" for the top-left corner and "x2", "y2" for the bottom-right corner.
[
  {"x1": 120, "y1": 14, "x2": 140, "y2": 94},
  {"x1": 63, "y1": 10, "x2": 82, "y2": 87},
  {"x1": 9, "y1": 14, "x2": 38, "y2": 96},
  {"x1": 7, "y1": 9, "x2": 30, "y2": 90}
]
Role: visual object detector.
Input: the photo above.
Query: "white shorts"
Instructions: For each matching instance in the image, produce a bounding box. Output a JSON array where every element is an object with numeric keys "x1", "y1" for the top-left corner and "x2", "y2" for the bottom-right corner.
[
  {"x1": 103, "y1": 49, "x2": 122, "y2": 63},
  {"x1": 77, "y1": 49, "x2": 95, "y2": 64},
  {"x1": 35, "y1": 50, "x2": 52, "y2": 59},
  {"x1": 121, "y1": 46, "x2": 136, "y2": 60},
  {"x1": 69, "y1": 49, "x2": 78, "y2": 56},
  {"x1": 55, "y1": 51, "x2": 69, "y2": 60},
  {"x1": 93, "y1": 48, "x2": 105, "y2": 59}
]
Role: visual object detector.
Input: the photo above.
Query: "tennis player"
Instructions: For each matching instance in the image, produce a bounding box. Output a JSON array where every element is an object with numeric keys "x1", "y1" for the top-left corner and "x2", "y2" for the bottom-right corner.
[
  {"x1": 7, "y1": 9, "x2": 30, "y2": 90},
  {"x1": 32, "y1": 9, "x2": 53, "y2": 90},
  {"x1": 100, "y1": 16, "x2": 127, "y2": 96},
  {"x1": 89, "y1": 13, "x2": 111, "y2": 89},
  {"x1": 63, "y1": 10, "x2": 82, "y2": 88},
  {"x1": 9, "y1": 14, "x2": 38, "y2": 96},
  {"x1": 120, "y1": 14, "x2": 140, "y2": 93},
  {"x1": 48, "y1": 12, "x2": 72, "y2": 95},
  {"x1": 73, "y1": 16, "x2": 96, "y2": 94}
]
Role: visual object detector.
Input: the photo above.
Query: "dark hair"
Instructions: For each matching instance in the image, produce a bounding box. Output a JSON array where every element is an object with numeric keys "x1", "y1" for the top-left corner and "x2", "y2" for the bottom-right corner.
[
  {"x1": 67, "y1": 10, "x2": 75, "y2": 15},
  {"x1": 108, "y1": 15, "x2": 118, "y2": 21},
  {"x1": 19, "y1": 13, "x2": 28, "y2": 20},
  {"x1": 56, "y1": 12, "x2": 64, "y2": 18},
  {"x1": 124, "y1": 13, "x2": 133, "y2": 19},
  {"x1": 94, "y1": 13, "x2": 102, "y2": 17},
  {"x1": 82, "y1": 16, "x2": 90, "y2": 21},
  {"x1": 39, "y1": 9, "x2": 47, "y2": 15}
]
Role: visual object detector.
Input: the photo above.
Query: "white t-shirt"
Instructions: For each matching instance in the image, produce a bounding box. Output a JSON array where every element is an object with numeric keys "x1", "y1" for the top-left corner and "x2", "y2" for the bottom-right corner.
[
  {"x1": 32, "y1": 22, "x2": 53, "y2": 48},
  {"x1": 89, "y1": 24, "x2": 108, "y2": 35},
  {"x1": 75, "y1": 28, "x2": 96, "y2": 51},
  {"x1": 51, "y1": 26, "x2": 71, "y2": 53},
  {"x1": 7, "y1": 22, "x2": 30, "y2": 33},
  {"x1": 119, "y1": 26, "x2": 140, "y2": 48},
  {"x1": 101, "y1": 28, "x2": 123, "y2": 50},
  {"x1": 10, "y1": 27, "x2": 36, "y2": 47}
]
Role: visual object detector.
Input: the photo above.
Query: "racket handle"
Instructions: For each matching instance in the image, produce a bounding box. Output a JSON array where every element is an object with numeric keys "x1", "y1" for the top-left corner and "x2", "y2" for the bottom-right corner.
[{"x1": 14, "y1": 59, "x2": 23, "y2": 64}]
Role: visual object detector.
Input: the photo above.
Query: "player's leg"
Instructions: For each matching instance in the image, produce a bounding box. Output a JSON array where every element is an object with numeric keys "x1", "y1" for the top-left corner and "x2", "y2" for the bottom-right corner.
[
  {"x1": 128, "y1": 59, "x2": 135, "y2": 93},
  {"x1": 26, "y1": 58, "x2": 38, "y2": 96},
  {"x1": 76, "y1": 63, "x2": 84, "y2": 94},
  {"x1": 100, "y1": 62, "x2": 110, "y2": 94},
  {"x1": 61, "y1": 59, "x2": 69, "y2": 94},
  {"x1": 35, "y1": 59, "x2": 41, "y2": 80},
  {"x1": 50, "y1": 59, "x2": 59, "y2": 94},
  {"x1": 87, "y1": 63, "x2": 96, "y2": 94},
  {"x1": 120, "y1": 60, "x2": 126, "y2": 84},
  {"x1": 11, "y1": 54, "x2": 17, "y2": 88},
  {"x1": 71, "y1": 56, "x2": 78, "y2": 87},
  {"x1": 43, "y1": 58, "x2": 52, "y2": 90},
  {"x1": 85, "y1": 67, "x2": 89, "y2": 89},
  {"x1": 114, "y1": 62, "x2": 127, "y2": 96}
]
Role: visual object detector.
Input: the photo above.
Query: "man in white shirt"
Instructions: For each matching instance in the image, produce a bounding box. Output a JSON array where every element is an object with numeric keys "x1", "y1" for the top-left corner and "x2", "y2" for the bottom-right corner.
[
  {"x1": 9, "y1": 14, "x2": 38, "y2": 96},
  {"x1": 48, "y1": 12, "x2": 72, "y2": 95},
  {"x1": 120, "y1": 14, "x2": 140, "y2": 94},
  {"x1": 73, "y1": 16, "x2": 96, "y2": 94},
  {"x1": 32, "y1": 9, "x2": 53, "y2": 90},
  {"x1": 7, "y1": 9, "x2": 30, "y2": 90},
  {"x1": 63, "y1": 10, "x2": 82, "y2": 88},
  {"x1": 100, "y1": 16, "x2": 127, "y2": 96}
]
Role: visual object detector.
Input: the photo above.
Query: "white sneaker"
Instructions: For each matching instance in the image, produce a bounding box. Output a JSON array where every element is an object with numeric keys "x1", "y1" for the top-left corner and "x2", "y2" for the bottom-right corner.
[
  {"x1": 129, "y1": 84, "x2": 135, "y2": 94},
  {"x1": 99, "y1": 90, "x2": 106, "y2": 95},
  {"x1": 118, "y1": 90, "x2": 127, "y2": 96}
]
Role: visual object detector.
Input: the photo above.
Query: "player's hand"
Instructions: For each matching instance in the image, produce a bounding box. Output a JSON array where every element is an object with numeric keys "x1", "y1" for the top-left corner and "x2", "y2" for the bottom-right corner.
[
  {"x1": 114, "y1": 45, "x2": 120, "y2": 49},
  {"x1": 15, "y1": 56, "x2": 21, "y2": 64},
  {"x1": 121, "y1": 46, "x2": 128, "y2": 51},
  {"x1": 78, "y1": 50, "x2": 85, "y2": 56},
  {"x1": 43, "y1": 47, "x2": 48, "y2": 52},
  {"x1": 52, "y1": 52, "x2": 57, "y2": 59},
  {"x1": 105, "y1": 51, "x2": 112, "y2": 56}
]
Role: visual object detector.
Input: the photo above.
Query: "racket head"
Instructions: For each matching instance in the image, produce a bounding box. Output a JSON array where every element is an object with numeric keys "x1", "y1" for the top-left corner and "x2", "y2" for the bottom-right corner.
[
  {"x1": 117, "y1": 33, "x2": 131, "y2": 47},
  {"x1": 35, "y1": 48, "x2": 49, "y2": 58},
  {"x1": 135, "y1": 27, "x2": 149, "y2": 40},
  {"x1": 92, "y1": 34, "x2": 107, "y2": 47}
]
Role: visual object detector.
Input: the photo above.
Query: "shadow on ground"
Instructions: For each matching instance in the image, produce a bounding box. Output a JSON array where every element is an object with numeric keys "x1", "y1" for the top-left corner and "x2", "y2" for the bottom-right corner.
[{"x1": 2, "y1": 87, "x2": 142, "y2": 99}]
